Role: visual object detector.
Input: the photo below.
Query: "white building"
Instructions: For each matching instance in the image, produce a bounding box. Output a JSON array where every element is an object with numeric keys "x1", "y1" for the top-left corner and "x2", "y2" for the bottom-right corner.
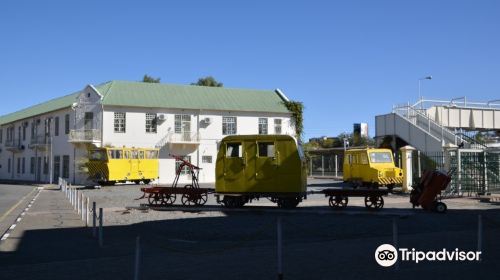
[{"x1": 0, "y1": 81, "x2": 295, "y2": 185}]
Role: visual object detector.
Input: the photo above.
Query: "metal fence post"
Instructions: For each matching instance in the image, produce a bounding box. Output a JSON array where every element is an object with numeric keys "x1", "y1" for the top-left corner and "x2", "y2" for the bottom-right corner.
[
  {"x1": 321, "y1": 155, "x2": 324, "y2": 177},
  {"x1": 393, "y1": 218, "x2": 399, "y2": 270},
  {"x1": 98, "y1": 207, "x2": 103, "y2": 247},
  {"x1": 92, "y1": 202, "x2": 97, "y2": 238},
  {"x1": 335, "y1": 154, "x2": 338, "y2": 178},
  {"x1": 134, "y1": 236, "x2": 141, "y2": 280},
  {"x1": 277, "y1": 217, "x2": 283, "y2": 280},
  {"x1": 478, "y1": 214, "x2": 483, "y2": 261}
]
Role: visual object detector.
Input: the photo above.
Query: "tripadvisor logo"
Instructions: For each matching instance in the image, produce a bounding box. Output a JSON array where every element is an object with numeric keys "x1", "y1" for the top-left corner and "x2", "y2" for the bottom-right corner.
[{"x1": 375, "y1": 244, "x2": 481, "y2": 267}]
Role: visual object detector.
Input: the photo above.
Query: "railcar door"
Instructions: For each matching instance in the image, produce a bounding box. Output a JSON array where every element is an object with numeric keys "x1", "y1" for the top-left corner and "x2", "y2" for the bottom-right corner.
[
  {"x1": 223, "y1": 142, "x2": 246, "y2": 192},
  {"x1": 255, "y1": 141, "x2": 278, "y2": 191}
]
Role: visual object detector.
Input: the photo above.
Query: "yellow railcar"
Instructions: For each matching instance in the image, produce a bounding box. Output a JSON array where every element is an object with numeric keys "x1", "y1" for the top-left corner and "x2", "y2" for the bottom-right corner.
[
  {"x1": 86, "y1": 147, "x2": 159, "y2": 185},
  {"x1": 343, "y1": 148, "x2": 403, "y2": 189}
]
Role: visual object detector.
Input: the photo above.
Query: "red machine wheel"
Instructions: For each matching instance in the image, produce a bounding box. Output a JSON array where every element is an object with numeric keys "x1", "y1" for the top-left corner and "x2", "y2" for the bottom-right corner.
[{"x1": 434, "y1": 202, "x2": 447, "y2": 213}]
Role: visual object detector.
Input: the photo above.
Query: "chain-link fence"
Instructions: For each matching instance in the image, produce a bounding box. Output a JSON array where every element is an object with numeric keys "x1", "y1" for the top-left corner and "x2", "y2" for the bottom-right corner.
[{"x1": 410, "y1": 150, "x2": 500, "y2": 195}]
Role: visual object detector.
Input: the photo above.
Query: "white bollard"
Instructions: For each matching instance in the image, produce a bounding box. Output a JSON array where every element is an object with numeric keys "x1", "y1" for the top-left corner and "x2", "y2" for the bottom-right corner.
[
  {"x1": 92, "y1": 202, "x2": 97, "y2": 238},
  {"x1": 75, "y1": 190, "x2": 79, "y2": 211},
  {"x1": 277, "y1": 217, "x2": 283, "y2": 280},
  {"x1": 478, "y1": 214, "x2": 483, "y2": 261},
  {"x1": 134, "y1": 236, "x2": 141, "y2": 280},
  {"x1": 98, "y1": 208, "x2": 104, "y2": 247},
  {"x1": 86, "y1": 197, "x2": 90, "y2": 226},
  {"x1": 81, "y1": 194, "x2": 85, "y2": 220},
  {"x1": 393, "y1": 218, "x2": 399, "y2": 270}
]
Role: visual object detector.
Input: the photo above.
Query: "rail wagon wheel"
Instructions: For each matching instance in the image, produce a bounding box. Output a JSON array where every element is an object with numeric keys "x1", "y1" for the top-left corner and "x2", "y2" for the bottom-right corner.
[
  {"x1": 161, "y1": 193, "x2": 176, "y2": 205},
  {"x1": 364, "y1": 195, "x2": 384, "y2": 210},
  {"x1": 277, "y1": 198, "x2": 300, "y2": 209},
  {"x1": 329, "y1": 196, "x2": 348, "y2": 209},
  {"x1": 195, "y1": 192, "x2": 208, "y2": 206},
  {"x1": 181, "y1": 185, "x2": 197, "y2": 206},
  {"x1": 148, "y1": 193, "x2": 163, "y2": 206}
]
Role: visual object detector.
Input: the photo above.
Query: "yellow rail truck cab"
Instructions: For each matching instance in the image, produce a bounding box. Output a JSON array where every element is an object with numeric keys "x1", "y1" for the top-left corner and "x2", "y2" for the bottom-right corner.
[
  {"x1": 215, "y1": 134, "x2": 307, "y2": 208},
  {"x1": 86, "y1": 147, "x2": 159, "y2": 185},
  {"x1": 343, "y1": 148, "x2": 403, "y2": 189}
]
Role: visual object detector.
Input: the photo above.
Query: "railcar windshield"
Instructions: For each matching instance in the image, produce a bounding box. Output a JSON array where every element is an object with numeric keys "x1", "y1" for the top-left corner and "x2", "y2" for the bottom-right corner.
[
  {"x1": 89, "y1": 150, "x2": 107, "y2": 161},
  {"x1": 369, "y1": 152, "x2": 393, "y2": 163}
]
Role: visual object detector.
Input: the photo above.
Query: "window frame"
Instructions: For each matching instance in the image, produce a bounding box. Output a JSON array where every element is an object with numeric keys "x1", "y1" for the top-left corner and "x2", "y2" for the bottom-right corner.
[
  {"x1": 114, "y1": 112, "x2": 126, "y2": 133},
  {"x1": 145, "y1": 113, "x2": 157, "y2": 133},
  {"x1": 258, "y1": 118, "x2": 268, "y2": 135},
  {"x1": 222, "y1": 116, "x2": 237, "y2": 135}
]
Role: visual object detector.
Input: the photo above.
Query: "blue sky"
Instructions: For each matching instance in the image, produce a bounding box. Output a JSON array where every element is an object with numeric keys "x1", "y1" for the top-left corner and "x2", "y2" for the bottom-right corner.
[{"x1": 1, "y1": 0, "x2": 499, "y2": 140}]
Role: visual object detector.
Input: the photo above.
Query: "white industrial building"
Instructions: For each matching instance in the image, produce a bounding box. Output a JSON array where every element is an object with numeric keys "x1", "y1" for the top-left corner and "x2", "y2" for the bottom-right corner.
[{"x1": 0, "y1": 81, "x2": 295, "y2": 185}]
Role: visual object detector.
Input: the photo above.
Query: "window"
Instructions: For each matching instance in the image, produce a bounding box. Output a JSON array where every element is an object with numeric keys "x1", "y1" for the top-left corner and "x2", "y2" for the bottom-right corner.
[
  {"x1": 226, "y1": 143, "x2": 242, "y2": 158},
  {"x1": 0, "y1": 128, "x2": 2, "y2": 143},
  {"x1": 369, "y1": 152, "x2": 393, "y2": 163},
  {"x1": 62, "y1": 155, "x2": 70, "y2": 179},
  {"x1": 53, "y1": 156, "x2": 61, "y2": 180},
  {"x1": 202, "y1": 155, "x2": 212, "y2": 163},
  {"x1": 43, "y1": 157, "x2": 48, "y2": 175},
  {"x1": 22, "y1": 157, "x2": 25, "y2": 174},
  {"x1": 131, "y1": 150, "x2": 139, "y2": 159},
  {"x1": 108, "y1": 149, "x2": 123, "y2": 159},
  {"x1": 30, "y1": 157, "x2": 35, "y2": 174},
  {"x1": 222, "y1": 117, "x2": 237, "y2": 135},
  {"x1": 175, "y1": 156, "x2": 192, "y2": 175},
  {"x1": 114, "y1": 112, "x2": 126, "y2": 133},
  {"x1": 8, "y1": 158, "x2": 11, "y2": 173},
  {"x1": 274, "y1": 119, "x2": 282, "y2": 134},
  {"x1": 17, "y1": 158, "x2": 20, "y2": 174},
  {"x1": 89, "y1": 150, "x2": 107, "y2": 161},
  {"x1": 31, "y1": 122, "x2": 35, "y2": 140},
  {"x1": 145, "y1": 113, "x2": 157, "y2": 133},
  {"x1": 360, "y1": 154, "x2": 368, "y2": 164},
  {"x1": 65, "y1": 114, "x2": 70, "y2": 134},
  {"x1": 258, "y1": 142, "x2": 275, "y2": 157},
  {"x1": 54, "y1": 117, "x2": 59, "y2": 136},
  {"x1": 22, "y1": 125, "x2": 26, "y2": 140},
  {"x1": 139, "y1": 150, "x2": 144, "y2": 159},
  {"x1": 84, "y1": 112, "x2": 93, "y2": 130},
  {"x1": 146, "y1": 150, "x2": 158, "y2": 159},
  {"x1": 174, "y1": 114, "x2": 191, "y2": 134},
  {"x1": 258, "y1": 118, "x2": 268, "y2": 135}
]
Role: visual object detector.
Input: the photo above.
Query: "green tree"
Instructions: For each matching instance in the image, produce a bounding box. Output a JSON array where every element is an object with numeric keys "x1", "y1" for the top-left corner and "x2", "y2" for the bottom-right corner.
[
  {"x1": 191, "y1": 76, "x2": 223, "y2": 87},
  {"x1": 142, "y1": 74, "x2": 161, "y2": 83}
]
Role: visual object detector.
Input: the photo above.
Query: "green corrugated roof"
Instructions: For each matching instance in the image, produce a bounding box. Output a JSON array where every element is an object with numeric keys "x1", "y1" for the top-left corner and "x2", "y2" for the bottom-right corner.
[
  {"x1": 101, "y1": 81, "x2": 289, "y2": 113},
  {"x1": 0, "y1": 81, "x2": 289, "y2": 125}
]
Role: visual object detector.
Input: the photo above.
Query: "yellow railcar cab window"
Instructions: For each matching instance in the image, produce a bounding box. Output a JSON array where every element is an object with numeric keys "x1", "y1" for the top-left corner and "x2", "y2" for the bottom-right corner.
[
  {"x1": 226, "y1": 143, "x2": 242, "y2": 158},
  {"x1": 258, "y1": 142, "x2": 275, "y2": 157},
  {"x1": 369, "y1": 152, "x2": 392, "y2": 163}
]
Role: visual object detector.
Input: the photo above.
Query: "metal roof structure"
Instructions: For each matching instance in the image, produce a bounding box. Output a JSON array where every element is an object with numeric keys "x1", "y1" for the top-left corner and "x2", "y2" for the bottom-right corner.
[{"x1": 0, "y1": 81, "x2": 290, "y2": 125}]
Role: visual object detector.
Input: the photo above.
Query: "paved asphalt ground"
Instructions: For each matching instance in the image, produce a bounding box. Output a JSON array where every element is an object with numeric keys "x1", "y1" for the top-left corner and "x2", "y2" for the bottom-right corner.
[
  {"x1": 0, "y1": 184, "x2": 37, "y2": 239},
  {"x1": 1, "y1": 179, "x2": 500, "y2": 279}
]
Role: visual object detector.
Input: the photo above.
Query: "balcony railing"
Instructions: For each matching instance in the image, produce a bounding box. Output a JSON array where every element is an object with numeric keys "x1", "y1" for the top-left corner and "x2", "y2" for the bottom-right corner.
[
  {"x1": 30, "y1": 135, "x2": 51, "y2": 145},
  {"x1": 5, "y1": 138, "x2": 25, "y2": 151},
  {"x1": 155, "y1": 131, "x2": 200, "y2": 148},
  {"x1": 69, "y1": 129, "x2": 101, "y2": 143}
]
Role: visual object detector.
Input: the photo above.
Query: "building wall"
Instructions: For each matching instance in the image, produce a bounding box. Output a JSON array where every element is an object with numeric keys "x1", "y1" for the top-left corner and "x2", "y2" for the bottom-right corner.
[
  {"x1": 0, "y1": 108, "x2": 76, "y2": 184},
  {"x1": 102, "y1": 106, "x2": 293, "y2": 184}
]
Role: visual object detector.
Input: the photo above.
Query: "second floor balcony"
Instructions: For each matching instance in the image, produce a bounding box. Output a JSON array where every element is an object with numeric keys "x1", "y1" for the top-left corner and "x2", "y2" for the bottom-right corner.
[
  {"x1": 155, "y1": 131, "x2": 200, "y2": 148},
  {"x1": 29, "y1": 135, "x2": 51, "y2": 150},
  {"x1": 5, "y1": 138, "x2": 25, "y2": 152},
  {"x1": 69, "y1": 129, "x2": 101, "y2": 144}
]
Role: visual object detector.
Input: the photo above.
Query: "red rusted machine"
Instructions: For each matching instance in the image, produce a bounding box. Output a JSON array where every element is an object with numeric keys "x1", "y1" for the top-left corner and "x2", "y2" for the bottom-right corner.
[
  {"x1": 410, "y1": 169, "x2": 454, "y2": 213},
  {"x1": 139, "y1": 155, "x2": 213, "y2": 206}
]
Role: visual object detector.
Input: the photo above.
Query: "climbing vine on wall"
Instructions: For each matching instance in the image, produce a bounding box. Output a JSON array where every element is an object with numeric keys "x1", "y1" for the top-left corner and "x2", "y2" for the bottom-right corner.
[{"x1": 283, "y1": 100, "x2": 304, "y2": 140}]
